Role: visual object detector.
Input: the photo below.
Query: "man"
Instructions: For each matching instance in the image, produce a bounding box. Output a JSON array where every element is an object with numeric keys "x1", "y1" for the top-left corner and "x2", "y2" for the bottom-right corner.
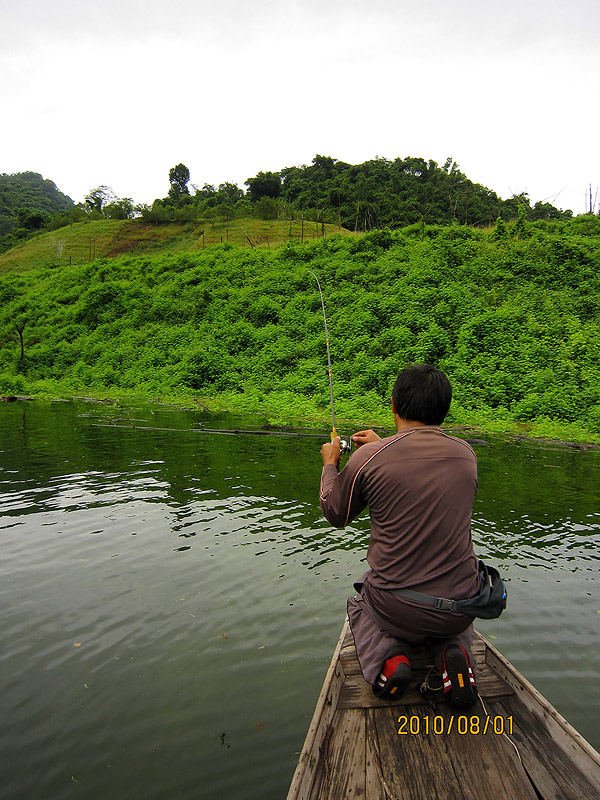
[{"x1": 319, "y1": 364, "x2": 479, "y2": 708}]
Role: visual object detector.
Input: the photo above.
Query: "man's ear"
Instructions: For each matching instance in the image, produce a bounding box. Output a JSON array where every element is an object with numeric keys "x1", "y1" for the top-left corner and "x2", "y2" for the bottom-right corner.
[{"x1": 391, "y1": 397, "x2": 397, "y2": 415}]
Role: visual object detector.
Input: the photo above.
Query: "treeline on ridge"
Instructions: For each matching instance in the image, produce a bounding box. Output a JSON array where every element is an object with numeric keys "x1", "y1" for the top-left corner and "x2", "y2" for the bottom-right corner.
[
  {"x1": 0, "y1": 155, "x2": 576, "y2": 254},
  {"x1": 1, "y1": 215, "x2": 599, "y2": 440}
]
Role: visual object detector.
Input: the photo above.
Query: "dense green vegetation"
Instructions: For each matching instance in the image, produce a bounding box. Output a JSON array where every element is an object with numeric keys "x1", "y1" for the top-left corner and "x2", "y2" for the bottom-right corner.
[
  {"x1": 145, "y1": 156, "x2": 574, "y2": 232},
  {"x1": 1, "y1": 155, "x2": 576, "y2": 255},
  {"x1": 272, "y1": 155, "x2": 573, "y2": 229},
  {"x1": 0, "y1": 172, "x2": 74, "y2": 243},
  {"x1": 1, "y1": 214, "x2": 599, "y2": 442}
]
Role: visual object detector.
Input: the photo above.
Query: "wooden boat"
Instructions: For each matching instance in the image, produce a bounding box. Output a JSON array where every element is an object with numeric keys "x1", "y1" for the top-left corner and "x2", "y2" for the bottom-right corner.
[{"x1": 287, "y1": 619, "x2": 600, "y2": 799}]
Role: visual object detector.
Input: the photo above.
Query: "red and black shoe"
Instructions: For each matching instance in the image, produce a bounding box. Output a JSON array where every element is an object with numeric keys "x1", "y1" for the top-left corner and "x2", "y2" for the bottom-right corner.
[
  {"x1": 442, "y1": 644, "x2": 478, "y2": 708},
  {"x1": 373, "y1": 654, "x2": 411, "y2": 698}
]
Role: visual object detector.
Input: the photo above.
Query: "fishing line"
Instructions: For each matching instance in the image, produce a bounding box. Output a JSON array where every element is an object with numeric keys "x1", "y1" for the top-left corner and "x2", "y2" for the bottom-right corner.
[
  {"x1": 308, "y1": 270, "x2": 336, "y2": 437},
  {"x1": 308, "y1": 270, "x2": 351, "y2": 453}
]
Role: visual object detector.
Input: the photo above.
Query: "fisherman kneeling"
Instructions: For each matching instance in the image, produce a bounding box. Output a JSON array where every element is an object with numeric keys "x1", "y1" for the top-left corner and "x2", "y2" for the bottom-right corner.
[{"x1": 319, "y1": 364, "x2": 486, "y2": 708}]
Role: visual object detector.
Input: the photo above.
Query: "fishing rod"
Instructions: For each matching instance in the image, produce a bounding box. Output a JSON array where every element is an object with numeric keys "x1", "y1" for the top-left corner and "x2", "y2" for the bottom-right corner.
[{"x1": 308, "y1": 270, "x2": 352, "y2": 455}]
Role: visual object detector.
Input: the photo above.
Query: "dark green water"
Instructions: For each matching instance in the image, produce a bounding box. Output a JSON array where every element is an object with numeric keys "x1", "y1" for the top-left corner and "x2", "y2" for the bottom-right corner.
[{"x1": 1, "y1": 399, "x2": 598, "y2": 800}]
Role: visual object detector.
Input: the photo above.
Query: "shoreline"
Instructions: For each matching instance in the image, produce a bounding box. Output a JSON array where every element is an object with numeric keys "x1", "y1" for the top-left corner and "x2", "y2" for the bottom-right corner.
[{"x1": 4, "y1": 390, "x2": 600, "y2": 450}]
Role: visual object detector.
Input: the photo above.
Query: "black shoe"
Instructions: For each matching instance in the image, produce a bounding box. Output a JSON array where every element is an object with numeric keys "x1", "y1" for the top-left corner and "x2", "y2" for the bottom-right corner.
[
  {"x1": 442, "y1": 645, "x2": 478, "y2": 708},
  {"x1": 372, "y1": 656, "x2": 412, "y2": 698}
]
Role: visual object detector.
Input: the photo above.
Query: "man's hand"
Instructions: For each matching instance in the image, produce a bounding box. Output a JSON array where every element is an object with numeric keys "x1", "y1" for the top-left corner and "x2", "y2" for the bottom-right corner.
[
  {"x1": 351, "y1": 429, "x2": 381, "y2": 447},
  {"x1": 321, "y1": 436, "x2": 341, "y2": 467}
]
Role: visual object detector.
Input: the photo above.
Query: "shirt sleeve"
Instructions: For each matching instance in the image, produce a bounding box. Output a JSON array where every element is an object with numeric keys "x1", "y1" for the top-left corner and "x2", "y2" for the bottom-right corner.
[{"x1": 319, "y1": 455, "x2": 369, "y2": 528}]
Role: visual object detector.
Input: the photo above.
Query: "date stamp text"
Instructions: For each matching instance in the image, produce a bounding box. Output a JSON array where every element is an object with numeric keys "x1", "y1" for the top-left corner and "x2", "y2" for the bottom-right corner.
[{"x1": 397, "y1": 715, "x2": 513, "y2": 736}]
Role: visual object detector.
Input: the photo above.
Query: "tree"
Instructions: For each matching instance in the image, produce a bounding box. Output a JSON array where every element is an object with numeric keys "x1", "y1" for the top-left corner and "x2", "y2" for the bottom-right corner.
[
  {"x1": 197, "y1": 183, "x2": 216, "y2": 200},
  {"x1": 84, "y1": 186, "x2": 114, "y2": 214},
  {"x1": 254, "y1": 197, "x2": 278, "y2": 219},
  {"x1": 0, "y1": 277, "x2": 30, "y2": 360},
  {"x1": 16, "y1": 207, "x2": 47, "y2": 231},
  {"x1": 245, "y1": 171, "x2": 281, "y2": 202},
  {"x1": 139, "y1": 200, "x2": 172, "y2": 225},
  {"x1": 311, "y1": 155, "x2": 337, "y2": 179},
  {"x1": 216, "y1": 182, "x2": 244, "y2": 205},
  {"x1": 104, "y1": 198, "x2": 135, "y2": 220},
  {"x1": 168, "y1": 164, "x2": 191, "y2": 201},
  {"x1": 531, "y1": 201, "x2": 572, "y2": 221}
]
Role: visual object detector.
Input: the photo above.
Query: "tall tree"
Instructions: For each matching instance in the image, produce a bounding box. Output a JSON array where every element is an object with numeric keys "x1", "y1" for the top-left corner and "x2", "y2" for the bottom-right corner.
[{"x1": 168, "y1": 164, "x2": 191, "y2": 201}]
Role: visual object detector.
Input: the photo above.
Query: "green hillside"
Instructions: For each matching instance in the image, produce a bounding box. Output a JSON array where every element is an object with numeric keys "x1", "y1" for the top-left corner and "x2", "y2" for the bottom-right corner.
[
  {"x1": 1, "y1": 155, "x2": 574, "y2": 260},
  {"x1": 0, "y1": 216, "x2": 352, "y2": 272},
  {"x1": 1, "y1": 215, "x2": 599, "y2": 442},
  {"x1": 0, "y1": 171, "x2": 74, "y2": 239}
]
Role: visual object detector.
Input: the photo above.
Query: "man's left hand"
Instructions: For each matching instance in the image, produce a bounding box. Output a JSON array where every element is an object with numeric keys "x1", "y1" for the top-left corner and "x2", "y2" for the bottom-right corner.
[{"x1": 321, "y1": 436, "x2": 341, "y2": 467}]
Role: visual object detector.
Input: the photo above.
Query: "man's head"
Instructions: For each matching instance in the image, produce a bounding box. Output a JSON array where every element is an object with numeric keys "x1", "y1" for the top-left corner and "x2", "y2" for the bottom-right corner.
[{"x1": 391, "y1": 364, "x2": 452, "y2": 426}]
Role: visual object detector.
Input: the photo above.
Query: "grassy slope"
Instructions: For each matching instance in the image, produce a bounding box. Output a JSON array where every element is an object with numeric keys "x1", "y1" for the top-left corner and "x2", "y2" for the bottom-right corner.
[{"x1": 0, "y1": 216, "x2": 352, "y2": 272}]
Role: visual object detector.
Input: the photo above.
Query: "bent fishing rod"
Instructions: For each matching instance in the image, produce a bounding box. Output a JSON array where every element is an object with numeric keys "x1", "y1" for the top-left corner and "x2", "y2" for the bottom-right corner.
[{"x1": 308, "y1": 270, "x2": 352, "y2": 455}]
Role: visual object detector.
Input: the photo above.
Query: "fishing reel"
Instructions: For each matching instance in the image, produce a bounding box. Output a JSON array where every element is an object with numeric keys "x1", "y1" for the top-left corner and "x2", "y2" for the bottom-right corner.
[{"x1": 338, "y1": 437, "x2": 353, "y2": 454}]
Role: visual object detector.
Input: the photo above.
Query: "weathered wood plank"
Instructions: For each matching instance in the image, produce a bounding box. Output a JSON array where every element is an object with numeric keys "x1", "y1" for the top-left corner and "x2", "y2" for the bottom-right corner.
[
  {"x1": 439, "y1": 704, "x2": 539, "y2": 800},
  {"x1": 308, "y1": 708, "x2": 366, "y2": 800},
  {"x1": 339, "y1": 644, "x2": 362, "y2": 676},
  {"x1": 364, "y1": 727, "x2": 389, "y2": 800},
  {"x1": 489, "y1": 697, "x2": 600, "y2": 800},
  {"x1": 483, "y1": 638, "x2": 600, "y2": 799},
  {"x1": 365, "y1": 703, "x2": 539, "y2": 800},
  {"x1": 342, "y1": 627, "x2": 354, "y2": 649},
  {"x1": 368, "y1": 705, "x2": 468, "y2": 800},
  {"x1": 286, "y1": 622, "x2": 349, "y2": 800},
  {"x1": 309, "y1": 702, "x2": 542, "y2": 800}
]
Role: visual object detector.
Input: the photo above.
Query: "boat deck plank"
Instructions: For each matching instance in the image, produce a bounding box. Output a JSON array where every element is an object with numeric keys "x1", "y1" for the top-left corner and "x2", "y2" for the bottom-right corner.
[
  {"x1": 287, "y1": 621, "x2": 600, "y2": 800},
  {"x1": 309, "y1": 702, "x2": 540, "y2": 800},
  {"x1": 367, "y1": 705, "x2": 468, "y2": 800},
  {"x1": 490, "y1": 697, "x2": 600, "y2": 800},
  {"x1": 308, "y1": 707, "x2": 366, "y2": 800}
]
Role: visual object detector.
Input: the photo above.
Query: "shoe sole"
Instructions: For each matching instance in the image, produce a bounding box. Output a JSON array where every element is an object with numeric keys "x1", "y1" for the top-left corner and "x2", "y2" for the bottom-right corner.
[{"x1": 443, "y1": 648, "x2": 478, "y2": 709}]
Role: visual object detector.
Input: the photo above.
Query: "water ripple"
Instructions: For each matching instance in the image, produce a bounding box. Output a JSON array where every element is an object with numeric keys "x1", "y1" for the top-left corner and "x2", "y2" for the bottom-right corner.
[
  {"x1": 2, "y1": 403, "x2": 600, "y2": 799},
  {"x1": 472, "y1": 511, "x2": 600, "y2": 569}
]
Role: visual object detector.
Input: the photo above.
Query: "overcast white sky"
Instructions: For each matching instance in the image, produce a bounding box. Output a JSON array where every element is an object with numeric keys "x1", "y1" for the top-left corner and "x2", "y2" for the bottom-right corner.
[{"x1": 2, "y1": 0, "x2": 598, "y2": 214}]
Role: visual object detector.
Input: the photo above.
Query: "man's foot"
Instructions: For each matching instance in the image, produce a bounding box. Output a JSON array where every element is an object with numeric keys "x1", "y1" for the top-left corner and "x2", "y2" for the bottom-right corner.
[
  {"x1": 442, "y1": 644, "x2": 478, "y2": 708},
  {"x1": 373, "y1": 654, "x2": 411, "y2": 698}
]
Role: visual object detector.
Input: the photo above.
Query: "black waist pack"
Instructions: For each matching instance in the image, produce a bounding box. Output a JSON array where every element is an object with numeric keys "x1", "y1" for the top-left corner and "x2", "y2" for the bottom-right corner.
[{"x1": 388, "y1": 560, "x2": 507, "y2": 620}]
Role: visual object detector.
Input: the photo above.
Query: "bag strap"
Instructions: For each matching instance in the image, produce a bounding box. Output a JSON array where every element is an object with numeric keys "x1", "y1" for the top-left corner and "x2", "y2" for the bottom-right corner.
[{"x1": 388, "y1": 587, "x2": 458, "y2": 612}]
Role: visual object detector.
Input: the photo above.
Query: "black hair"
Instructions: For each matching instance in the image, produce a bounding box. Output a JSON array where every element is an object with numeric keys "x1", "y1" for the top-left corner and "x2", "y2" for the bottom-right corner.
[{"x1": 391, "y1": 364, "x2": 452, "y2": 426}]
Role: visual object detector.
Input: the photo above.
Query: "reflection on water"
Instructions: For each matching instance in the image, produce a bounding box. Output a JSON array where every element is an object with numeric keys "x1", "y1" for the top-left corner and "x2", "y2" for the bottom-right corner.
[{"x1": 0, "y1": 399, "x2": 598, "y2": 800}]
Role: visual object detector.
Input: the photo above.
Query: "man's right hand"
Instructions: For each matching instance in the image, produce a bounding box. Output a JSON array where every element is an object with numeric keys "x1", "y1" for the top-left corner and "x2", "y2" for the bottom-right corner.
[
  {"x1": 321, "y1": 436, "x2": 341, "y2": 467},
  {"x1": 351, "y1": 429, "x2": 381, "y2": 447}
]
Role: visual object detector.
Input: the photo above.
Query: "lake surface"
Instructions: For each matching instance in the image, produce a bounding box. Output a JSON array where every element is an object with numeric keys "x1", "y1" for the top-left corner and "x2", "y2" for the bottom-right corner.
[{"x1": 1, "y1": 399, "x2": 598, "y2": 799}]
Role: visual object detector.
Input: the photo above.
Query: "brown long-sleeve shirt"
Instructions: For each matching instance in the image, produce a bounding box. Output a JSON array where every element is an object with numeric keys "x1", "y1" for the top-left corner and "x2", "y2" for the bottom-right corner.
[{"x1": 320, "y1": 426, "x2": 480, "y2": 598}]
